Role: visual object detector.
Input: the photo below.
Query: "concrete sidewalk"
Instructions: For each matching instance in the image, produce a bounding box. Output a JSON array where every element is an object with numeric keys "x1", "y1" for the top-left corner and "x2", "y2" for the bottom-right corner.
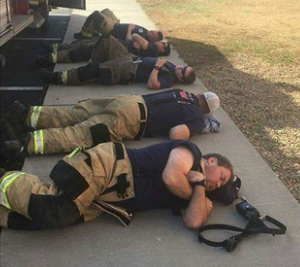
[{"x1": 1, "y1": 1, "x2": 300, "y2": 266}]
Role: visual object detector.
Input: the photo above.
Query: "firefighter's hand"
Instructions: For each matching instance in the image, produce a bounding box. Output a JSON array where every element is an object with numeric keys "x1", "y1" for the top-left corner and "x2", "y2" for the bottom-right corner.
[
  {"x1": 155, "y1": 57, "x2": 166, "y2": 68},
  {"x1": 187, "y1": 170, "x2": 205, "y2": 183},
  {"x1": 205, "y1": 197, "x2": 213, "y2": 215},
  {"x1": 128, "y1": 24, "x2": 136, "y2": 31}
]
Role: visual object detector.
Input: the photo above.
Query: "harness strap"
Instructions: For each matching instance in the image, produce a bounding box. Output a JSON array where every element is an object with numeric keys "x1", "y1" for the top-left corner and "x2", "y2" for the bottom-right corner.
[
  {"x1": 102, "y1": 142, "x2": 130, "y2": 199},
  {"x1": 134, "y1": 102, "x2": 146, "y2": 140},
  {"x1": 102, "y1": 174, "x2": 130, "y2": 199},
  {"x1": 143, "y1": 89, "x2": 199, "y2": 107},
  {"x1": 113, "y1": 142, "x2": 124, "y2": 160},
  {"x1": 198, "y1": 215, "x2": 287, "y2": 252}
]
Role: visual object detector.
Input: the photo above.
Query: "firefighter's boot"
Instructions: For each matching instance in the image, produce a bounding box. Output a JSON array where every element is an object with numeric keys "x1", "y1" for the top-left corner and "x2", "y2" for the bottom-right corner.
[{"x1": 1, "y1": 101, "x2": 29, "y2": 139}]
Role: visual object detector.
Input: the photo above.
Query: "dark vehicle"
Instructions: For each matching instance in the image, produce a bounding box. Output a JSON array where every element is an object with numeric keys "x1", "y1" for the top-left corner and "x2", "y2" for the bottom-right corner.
[{"x1": 0, "y1": 0, "x2": 86, "y2": 65}]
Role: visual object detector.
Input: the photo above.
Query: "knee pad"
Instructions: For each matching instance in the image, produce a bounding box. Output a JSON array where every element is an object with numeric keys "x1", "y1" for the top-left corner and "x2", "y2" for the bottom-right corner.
[
  {"x1": 77, "y1": 63, "x2": 99, "y2": 83},
  {"x1": 90, "y1": 123, "x2": 111, "y2": 145},
  {"x1": 98, "y1": 68, "x2": 113, "y2": 85},
  {"x1": 7, "y1": 211, "x2": 44, "y2": 230},
  {"x1": 69, "y1": 46, "x2": 93, "y2": 62},
  {"x1": 28, "y1": 193, "x2": 81, "y2": 229}
]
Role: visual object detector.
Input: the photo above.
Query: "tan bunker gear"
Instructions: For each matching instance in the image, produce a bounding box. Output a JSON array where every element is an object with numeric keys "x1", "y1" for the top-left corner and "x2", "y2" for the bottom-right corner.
[
  {"x1": 26, "y1": 95, "x2": 147, "y2": 155},
  {"x1": 79, "y1": 9, "x2": 120, "y2": 39},
  {"x1": 59, "y1": 35, "x2": 138, "y2": 85},
  {"x1": 0, "y1": 142, "x2": 135, "y2": 229}
]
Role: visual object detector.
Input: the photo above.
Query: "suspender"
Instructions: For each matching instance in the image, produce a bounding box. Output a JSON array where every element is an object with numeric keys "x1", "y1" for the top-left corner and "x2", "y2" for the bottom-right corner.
[
  {"x1": 143, "y1": 89, "x2": 199, "y2": 107},
  {"x1": 101, "y1": 142, "x2": 130, "y2": 199},
  {"x1": 134, "y1": 102, "x2": 146, "y2": 140}
]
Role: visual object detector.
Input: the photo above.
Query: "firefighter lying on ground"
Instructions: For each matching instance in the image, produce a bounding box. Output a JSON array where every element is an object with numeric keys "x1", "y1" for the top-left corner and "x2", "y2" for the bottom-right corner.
[
  {"x1": 0, "y1": 89, "x2": 221, "y2": 160},
  {"x1": 39, "y1": 35, "x2": 194, "y2": 89},
  {"x1": 0, "y1": 140, "x2": 235, "y2": 230},
  {"x1": 73, "y1": 9, "x2": 167, "y2": 44},
  {"x1": 36, "y1": 26, "x2": 170, "y2": 67}
]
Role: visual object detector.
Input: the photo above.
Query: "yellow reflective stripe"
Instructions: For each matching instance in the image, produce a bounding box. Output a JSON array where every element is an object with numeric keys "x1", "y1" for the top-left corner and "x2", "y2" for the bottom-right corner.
[
  {"x1": 33, "y1": 130, "x2": 45, "y2": 154},
  {"x1": 50, "y1": 52, "x2": 57, "y2": 63},
  {"x1": 30, "y1": 106, "x2": 42, "y2": 129},
  {"x1": 81, "y1": 30, "x2": 93, "y2": 38},
  {"x1": 61, "y1": 71, "x2": 68, "y2": 84},
  {"x1": 52, "y1": 43, "x2": 58, "y2": 53},
  {"x1": 68, "y1": 147, "x2": 82, "y2": 158},
  {"x1": 0, "y1": 172, "x2": 25, "y2": 209}
]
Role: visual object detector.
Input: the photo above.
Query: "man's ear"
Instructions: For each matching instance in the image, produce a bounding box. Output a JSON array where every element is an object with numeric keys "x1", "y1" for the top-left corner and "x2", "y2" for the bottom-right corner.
[{"x1": 207, "y1": 157, "x2": 218, "y2": 165}]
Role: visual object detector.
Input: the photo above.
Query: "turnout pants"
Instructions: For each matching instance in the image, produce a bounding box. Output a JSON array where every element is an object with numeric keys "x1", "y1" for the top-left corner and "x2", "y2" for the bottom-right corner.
[
  {"x1": 57, "y1": 35, "x2": 135, "y2": 85},
  {"x1": 49, "y1": 40, "x2": 97, "y2": 63},
  {"x1": 0, "y1": 142, "x2": 134, "y2": 229},
  {"x1": 26, "y1": 95, "x2": 147, "y2": 155},
  {"x1": 79, "y1": 9, "x2": 120, "y2": 38}
]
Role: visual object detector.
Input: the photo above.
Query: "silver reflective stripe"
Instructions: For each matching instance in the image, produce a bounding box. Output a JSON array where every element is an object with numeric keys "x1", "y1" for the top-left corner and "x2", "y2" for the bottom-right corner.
[
  {"x1": 0, "y1": 172, "x2": 25, "y2": 209},
  {"x1": 30, "y1": 106, "x2": 42, "y2": 129},
  {"x1": 33, "y1": 130, "x2": 45, "y2": 154}
]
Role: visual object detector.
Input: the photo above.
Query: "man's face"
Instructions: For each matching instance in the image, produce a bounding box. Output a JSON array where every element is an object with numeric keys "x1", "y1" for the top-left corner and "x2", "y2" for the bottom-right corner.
[
  {"x1": 147, "y1": 30, "x2": 162, "y2": 42},
  {"x1": 204, "y1": 157, "x2": 232, "y2": 191},
  {"x1": 155, "y1": 42, "x2": 168, "y2": 53},
  {"x1": 175, "y1": 66, "x2": 192, "y2": 82}
]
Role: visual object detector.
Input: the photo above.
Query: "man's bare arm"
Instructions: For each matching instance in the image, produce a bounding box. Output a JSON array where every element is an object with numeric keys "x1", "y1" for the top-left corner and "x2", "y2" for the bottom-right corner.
[
  {"x1": 182, "y1": 171, "x2": 213, "y2": 228},
  {"x1": 163, "y1": 150, "x2": 213, "y2": 229},
  {"x1": 183, "y1": 183, "x2": 213, "y2": 228},
  {"x1": 147, "y1": 57, "x2": 165, "y2": 89},
  {"x1": 162, "y1": 146, "x2": 194, "y2": 199},
  {"x1": 126, "y1": 24, "x2": 136, "y2": 41},
  {"x1": 131, "y1": 33, "x2": 149, "y2": 50},
  {"x1": 169, "y1": 124, "x2": 190, "y2": 140}
]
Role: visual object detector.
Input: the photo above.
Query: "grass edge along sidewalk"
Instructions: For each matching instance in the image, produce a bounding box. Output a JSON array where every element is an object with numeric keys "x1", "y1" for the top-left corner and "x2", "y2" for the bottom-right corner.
[{"x1": 137, "y1": 0, "x2": 300, "y2": 203}]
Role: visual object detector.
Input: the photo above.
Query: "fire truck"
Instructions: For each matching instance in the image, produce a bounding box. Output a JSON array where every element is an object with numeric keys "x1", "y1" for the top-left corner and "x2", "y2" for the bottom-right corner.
[{"x1": 0, "y1": 0, "x2": 86, "y2": 66}]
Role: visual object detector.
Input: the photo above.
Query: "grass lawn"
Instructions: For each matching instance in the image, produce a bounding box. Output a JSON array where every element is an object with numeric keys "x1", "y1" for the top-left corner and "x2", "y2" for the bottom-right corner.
[{"x1": 138, "y1": 0, "x2": 300, "y2": 202}]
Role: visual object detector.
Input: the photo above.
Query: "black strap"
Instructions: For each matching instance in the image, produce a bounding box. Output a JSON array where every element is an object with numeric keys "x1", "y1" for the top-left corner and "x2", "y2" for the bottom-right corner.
[
  {"x1": 134, "y1": 102, "x2": 146, "y2": 140},
  {"x1": 144, "y1": 89, "x2": 199, "y2": 107},
  {"x1": 102, "y1": 173, "x2": 130, "y2": 199},
  {"x1": 198, "y1": 215, "x2": 286, "y2": 252},
  {"x1": 90, "y1": 123, "x2": 111, "y2": 145},
  {"x1": 101, "y1": 143, "x2": 130, "y2": 198},
  {"x1": 113, "y1": 142, "x2": 124, "y2": 160}
]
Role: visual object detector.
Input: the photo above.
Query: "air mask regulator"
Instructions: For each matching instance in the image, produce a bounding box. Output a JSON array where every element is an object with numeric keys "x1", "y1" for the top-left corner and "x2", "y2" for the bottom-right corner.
[{"x1": 198, "y1": 197, "x2": 287, "y2": 252}]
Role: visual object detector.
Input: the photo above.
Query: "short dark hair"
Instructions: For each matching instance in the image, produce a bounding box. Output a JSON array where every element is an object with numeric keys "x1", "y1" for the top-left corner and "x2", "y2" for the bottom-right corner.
[
  {"x1": 202, "y1": 153, "x2": 234, "y2": 180},
  {"x1": 183, "y1": 68, "x2": 196, "y2": 84},
  {"x1": 158, "y1": 31, "x2": 163, "y2": 41},
  {"x1": 158, "y1": 42, "x2": 171, "y2": 56}
]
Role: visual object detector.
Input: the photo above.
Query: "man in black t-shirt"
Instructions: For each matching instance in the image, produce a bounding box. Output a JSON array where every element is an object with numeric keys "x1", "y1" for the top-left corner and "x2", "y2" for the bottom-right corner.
[
  {"x1": 35, "y1": 37, "x2": 170, "y2": 66},
  {"x1": 73, "y1": 10, "x2": 166, "y2": 43},
  {"x1": 1, "y1": 89, "x2": 220, "y2": 158},
  {"x1": 40, "y1": 36, "x2": 194, "y2": 89},
  {"x1": 0, "y1": 140, "x2": 237, "y2": 230}
]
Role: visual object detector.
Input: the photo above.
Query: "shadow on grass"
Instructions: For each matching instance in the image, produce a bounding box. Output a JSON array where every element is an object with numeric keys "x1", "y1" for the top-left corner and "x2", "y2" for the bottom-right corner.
[{"x1": 169, "y1": 37, "x2": 300, "y2": 200}]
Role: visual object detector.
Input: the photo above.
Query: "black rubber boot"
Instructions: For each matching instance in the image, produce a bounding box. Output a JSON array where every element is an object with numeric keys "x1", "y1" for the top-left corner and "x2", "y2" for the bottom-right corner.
[
  {"x1": 1, "y1": 101, "x2": 29, "y2": 139},
  {"x1": 40, "y1": 69, "x2": 62, "y2": 84},
  {"x1": 0, "y1": 133, "x2": 30, "y2": 161},
  {"x1": 40, "y1": 41, "x2": 53, "y2": 53},
  {"x1": 35, "y1": 54, "x2": 53, "y2": 67},
  {"x1": 0, "y1": 168, "x2": 7, "y2": 178}
]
